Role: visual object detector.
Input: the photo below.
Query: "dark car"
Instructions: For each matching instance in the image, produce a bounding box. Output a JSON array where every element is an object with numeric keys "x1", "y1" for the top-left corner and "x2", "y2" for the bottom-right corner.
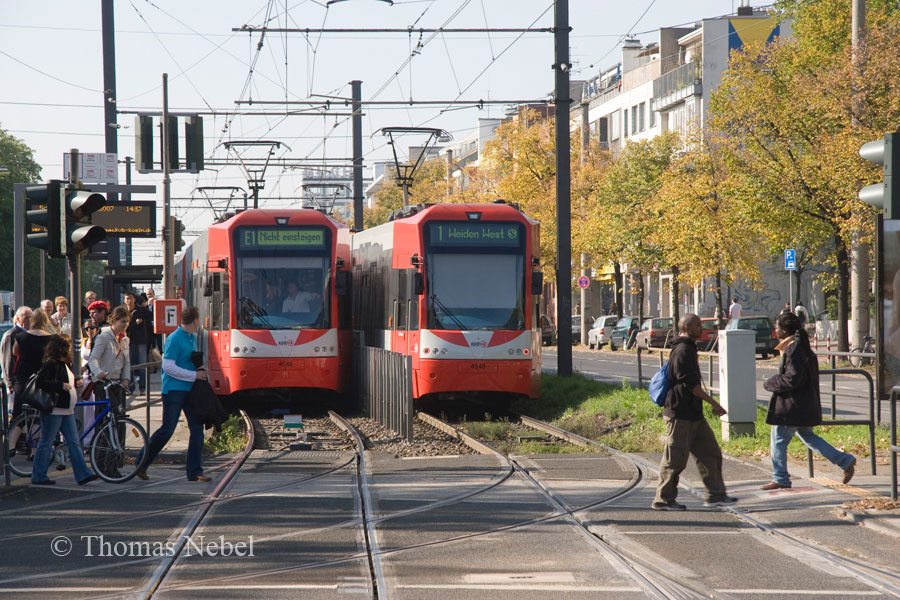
[
  {"x1": 636, "y1": 317, "x2": 675, "y2": 350},
  {"x1": 540, "y1": 314, "x2": 556, "y2": 346},
  {"x1": 726, "y1": 316, "x2": 778, "y2": 358},
  {"x1": 608, "y1": 316, "x2": 638, "y2": 351}
]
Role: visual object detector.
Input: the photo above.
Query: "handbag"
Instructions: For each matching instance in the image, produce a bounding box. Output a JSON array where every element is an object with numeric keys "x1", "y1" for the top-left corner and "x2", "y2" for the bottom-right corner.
[{"x1": 24, "y1": 372, "x2": 56, "y2": 413}]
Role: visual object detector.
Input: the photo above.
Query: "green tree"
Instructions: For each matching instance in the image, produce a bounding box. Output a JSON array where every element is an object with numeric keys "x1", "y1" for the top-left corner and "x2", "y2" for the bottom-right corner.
[{"x1": 587, "y1": 133, "x2": 682, "y2": 323}]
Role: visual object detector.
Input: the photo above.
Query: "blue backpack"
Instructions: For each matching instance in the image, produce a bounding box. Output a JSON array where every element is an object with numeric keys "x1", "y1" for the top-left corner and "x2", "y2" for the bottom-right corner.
[{"x1": 649, "y1": 362, "x2": 670, "y2": 407}]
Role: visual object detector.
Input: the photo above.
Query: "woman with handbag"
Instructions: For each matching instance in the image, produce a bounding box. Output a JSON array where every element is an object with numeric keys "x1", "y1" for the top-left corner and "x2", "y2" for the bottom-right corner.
[
  {"x1": 31, "y1": 334, "x2": 99, "y2": 485},
  {"x1": 8, "y1": 309, "x2": 54, "y2": 458}
]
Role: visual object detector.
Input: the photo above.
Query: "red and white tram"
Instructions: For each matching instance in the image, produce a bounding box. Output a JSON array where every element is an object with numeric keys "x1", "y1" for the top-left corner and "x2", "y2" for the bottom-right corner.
[
  {"x1": 351, "y1": 202, "x2": 542, "y2": 401},
  {"x1": 175, "y1": 209, "x2": 351, "y2": 402}
]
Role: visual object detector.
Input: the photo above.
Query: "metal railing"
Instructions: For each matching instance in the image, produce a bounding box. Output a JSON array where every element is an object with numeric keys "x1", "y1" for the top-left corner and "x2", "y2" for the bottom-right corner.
[
  {"x1": 354, "y1": 347, "x2": 413, "y2": 442},
  {"x1": 889, "y1": 387, "x2": 900, "y2": 500},
  {"x1": 127, "y1": 360, "x2": 164, "y2": 435},
  {"x1": 652, "y1": 60, "x2": 701, "y2": 100}
]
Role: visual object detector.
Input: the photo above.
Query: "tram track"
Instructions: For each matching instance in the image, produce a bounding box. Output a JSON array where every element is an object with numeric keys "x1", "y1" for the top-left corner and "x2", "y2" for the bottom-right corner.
[{"x1": 519, "y1": 413, "x2": 900, "y2": 599}]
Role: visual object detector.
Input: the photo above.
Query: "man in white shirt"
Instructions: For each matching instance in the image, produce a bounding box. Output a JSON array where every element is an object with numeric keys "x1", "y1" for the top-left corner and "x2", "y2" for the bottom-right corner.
[
  {"x1": 728, "y1": 299, "x2": 743, "y2": 322},
  {"x1": 282, "y1": 281, "x2": 317, "y2": 313}
]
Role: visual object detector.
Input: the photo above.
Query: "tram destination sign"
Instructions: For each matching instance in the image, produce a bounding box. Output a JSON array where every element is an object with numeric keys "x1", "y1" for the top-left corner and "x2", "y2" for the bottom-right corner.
[
  {"x1": 239, "y1": 228, "x2": 326, "y2": 250},
  {"x1": 429, "y1": 222, "x2": 521, "y2": 247}
]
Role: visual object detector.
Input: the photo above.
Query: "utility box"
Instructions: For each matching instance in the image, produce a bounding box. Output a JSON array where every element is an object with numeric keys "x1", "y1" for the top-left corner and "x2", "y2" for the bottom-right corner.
[{"x1": 718, "y1": 329, "x2": 757, "y2": 440}]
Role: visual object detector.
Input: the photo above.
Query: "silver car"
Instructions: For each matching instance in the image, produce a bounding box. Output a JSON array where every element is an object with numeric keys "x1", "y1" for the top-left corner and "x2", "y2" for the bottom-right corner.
[{"x1": 587, "y1": 315, "x2": 619, "y2": 349}]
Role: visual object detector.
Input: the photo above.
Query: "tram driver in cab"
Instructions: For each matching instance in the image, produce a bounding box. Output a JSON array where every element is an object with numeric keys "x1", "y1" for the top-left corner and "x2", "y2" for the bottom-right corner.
[{"x1": 282, "y1": 279, "x2": 319, "y2": 313}]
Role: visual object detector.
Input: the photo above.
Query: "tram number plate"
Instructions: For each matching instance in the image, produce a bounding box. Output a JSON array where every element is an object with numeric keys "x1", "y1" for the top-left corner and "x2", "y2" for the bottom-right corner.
[
  {"x1": 458, "y1": 362, "x2": 498, "y2": 373},
  {"x1": 267, "y1": 360, "x2": 302, "y2": 369}
]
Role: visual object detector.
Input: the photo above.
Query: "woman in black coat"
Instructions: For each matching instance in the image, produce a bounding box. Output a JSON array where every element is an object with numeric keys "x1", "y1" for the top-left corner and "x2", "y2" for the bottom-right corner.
[
  {"x1": 761, "y1": 312, "x2": 856, "y2": 490},
  {"x1": 30, "y1": 335, "x2": 98, "y2": 485}
]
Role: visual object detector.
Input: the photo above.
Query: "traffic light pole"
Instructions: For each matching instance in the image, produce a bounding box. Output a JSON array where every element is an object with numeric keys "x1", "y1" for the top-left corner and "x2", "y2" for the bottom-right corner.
[
  {"x1": 162, "y1": 73, "x2": 174, "y2": 299},
  {"x1": 69, "y1": 253, "x2": 82, "y2": 375},
  {"x1": 351, "y1": 80, "x2": 363, "y2": 231},
  {"x1": 13, "y1": 184, "x2": 25, "y2": 307}
]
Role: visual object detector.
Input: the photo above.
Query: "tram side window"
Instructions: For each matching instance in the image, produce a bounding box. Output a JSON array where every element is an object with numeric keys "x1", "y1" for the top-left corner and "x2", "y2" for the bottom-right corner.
[
  {"x1": 222, "y1": 276, "x2": 229, "y2": 329},
  {"x1": 211, "y1": 273, "x2": 222, "y2": 330}
]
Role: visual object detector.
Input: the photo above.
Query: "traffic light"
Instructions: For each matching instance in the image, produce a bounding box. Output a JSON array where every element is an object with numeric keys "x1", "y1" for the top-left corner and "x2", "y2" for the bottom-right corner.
[
  {"x1": 61, "y1": 186, "x2": 106, "y2": 254},
  {"x1": 172, "y1": 217, "x2": 186, "y2": 251},
  {"x1": 24, "y1": 180, "x2": 62, "y2": 256},
  {"x1": 135, "y1": 115, "x2": 154, "y2": 172},
  {"x1": 859, "y1": 132, "x2": 900, "y2": 219},
  {"x1": 185, "y1": 115, "x2": 204, "y2": 172}
]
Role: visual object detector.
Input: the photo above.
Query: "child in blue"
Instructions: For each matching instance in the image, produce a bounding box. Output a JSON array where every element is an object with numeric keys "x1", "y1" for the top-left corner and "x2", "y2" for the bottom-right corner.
[{"x1": 135, "y1": 306, "x2": 211, "y2": 482}]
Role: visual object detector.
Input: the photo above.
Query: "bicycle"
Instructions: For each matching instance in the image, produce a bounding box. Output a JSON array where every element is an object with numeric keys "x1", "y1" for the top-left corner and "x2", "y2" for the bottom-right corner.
[
  {"x1": 849, "y1": 335, "x2": 875, "y2": 368},
  {"x1": 7, "y1": 380, "x2": 150, "y2": 483}
]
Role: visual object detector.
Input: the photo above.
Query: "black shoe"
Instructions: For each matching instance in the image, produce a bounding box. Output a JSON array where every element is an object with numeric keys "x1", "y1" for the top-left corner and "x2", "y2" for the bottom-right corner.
[
  {"x1": 7, "y1": 450, "x2": 15, "y2": 459},
  {"x1": 651, "y1": 499, "x2": 686, "y2": 511},
  {"x1": 78, "y1": 474, "x2": 100, "y2": 485},
  {"x1": 703, "y1": 496, "x2": 738, "y2": 508},
  {"x1": 32, "y1": 479, "x2": 56, "y2": 485},
  {"x1": 56, "y1": 464, "x2": 67, "y2": 471}
]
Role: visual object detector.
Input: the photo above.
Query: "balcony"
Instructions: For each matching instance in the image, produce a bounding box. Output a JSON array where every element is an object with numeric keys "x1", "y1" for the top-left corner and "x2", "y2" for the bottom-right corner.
[{"x1": 651, "y1": 61, "x2": 702, "y2": 112}]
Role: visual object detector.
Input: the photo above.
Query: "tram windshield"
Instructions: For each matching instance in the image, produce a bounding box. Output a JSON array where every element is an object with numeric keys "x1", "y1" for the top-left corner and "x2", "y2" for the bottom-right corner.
[
  {"x1": 426, "y1": 253, "x2": 525, "y2": 330},
  {"x1": 234, "y1": 227, "x2": 330, "y2": 330}
]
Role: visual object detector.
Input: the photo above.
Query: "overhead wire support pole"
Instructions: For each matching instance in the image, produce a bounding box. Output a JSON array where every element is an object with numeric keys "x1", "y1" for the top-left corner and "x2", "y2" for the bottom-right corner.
[
  {"x1": 351, "y1": 80, "x2": 364, "y2": 231},
  {"x1": 555, "y1": 0, "x2": 573, "y2": 376},
  {"x1": 162, "y1": 73, "x2": 174, "y2": 300}
]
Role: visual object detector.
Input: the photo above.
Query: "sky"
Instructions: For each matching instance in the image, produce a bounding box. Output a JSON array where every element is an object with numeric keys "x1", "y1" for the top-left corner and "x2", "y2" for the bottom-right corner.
[{"x1": 1, "y1": 0, "x2": 737, "y2": 261}]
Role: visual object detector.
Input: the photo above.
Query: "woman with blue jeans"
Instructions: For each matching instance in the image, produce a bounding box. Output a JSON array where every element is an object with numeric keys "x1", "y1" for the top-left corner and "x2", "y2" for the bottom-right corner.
[
  {"x1": 762, "y1": 312, "x2": 856, "y2": 490},
  {"x1": 31, "y1": 334, "x2": 99, "y2": 485},
  {"x1": 135, "y1": 306, "x2": 210, "y2": 482}
]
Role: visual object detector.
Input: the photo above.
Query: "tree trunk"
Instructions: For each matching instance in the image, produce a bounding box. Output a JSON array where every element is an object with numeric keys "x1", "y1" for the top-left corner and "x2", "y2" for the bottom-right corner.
[
  {"x1": 637, "y1": 270, "x2": 645, "y2": 324},
  {"x1": 835, "y1": 232, "x2": 851, "y2": 352},
  {"x1": 613, "y1": 261, "x2": 623, "y2": 318},
  {"x1": 715, "y1": 270, "x2": 724, "y2": 330},
  {"x1": 671, "y1": 266, "x2": 680, "y2": 329}
]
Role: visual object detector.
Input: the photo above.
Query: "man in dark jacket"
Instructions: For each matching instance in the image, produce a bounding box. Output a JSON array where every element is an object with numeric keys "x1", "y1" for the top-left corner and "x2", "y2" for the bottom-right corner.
[
  {"x1": 653, "y1": 314, "x2": 737, "y2": 511},
  {"x1": 762, "y1": 312, "x2": 855, "y2": 489},
  {"x1": 125, "y1": 291, "x2": 153, "y2": 394}
]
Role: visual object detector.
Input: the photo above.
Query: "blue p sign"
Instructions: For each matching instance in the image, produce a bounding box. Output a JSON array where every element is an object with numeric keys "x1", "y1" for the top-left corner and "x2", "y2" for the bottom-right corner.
[{"x1": 785, "y1": 248, "x2": 796, "y2": 271}]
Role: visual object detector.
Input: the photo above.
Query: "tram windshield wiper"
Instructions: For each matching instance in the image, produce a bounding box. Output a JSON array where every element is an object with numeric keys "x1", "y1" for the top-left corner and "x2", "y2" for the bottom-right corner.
[
  {"x1": 239, "y1": 296, "x2": 275, "y2": 330},
  {"x1": 430, "y1": 294, "x2": 468, "y2": 331}
]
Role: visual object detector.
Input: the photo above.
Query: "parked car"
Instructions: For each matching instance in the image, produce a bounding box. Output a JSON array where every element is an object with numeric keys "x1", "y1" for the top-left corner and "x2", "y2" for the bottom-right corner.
[
  {"x1": 699, "y1": 317, "x2": 723, "y2": 351},
  {"x1": 635, "y1": 317, "x2": 675, "y2": 350},
  {"x1": 726, "y1": 316, "x2": 778, "y2": 358},
  {"x1": 608, "y1": 316, "x2": 639, "y2": 351},
  {"x1": 571, "y1": 314, "x2": 581, "y2": 343},
  {"x1": 540, "y1": 314, "x2": 557, "y2": 346},
  {"x1": 587, "y1": 315, "x2": 619, "y2": 349}
]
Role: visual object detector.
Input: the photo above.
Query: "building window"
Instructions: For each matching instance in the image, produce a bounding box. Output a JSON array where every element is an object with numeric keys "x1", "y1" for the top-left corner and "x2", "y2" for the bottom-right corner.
[
  {"x1": 623, "y1": 110, "x2": 628, "y2": 138},
  {"x1": 639, "y1": 102, "x2": 646, "y2": 131},
  {"x1": 610, "y1": 110, "x2": 620, "y2": 140},
  {"x1": 631, "y1": 106, "x2": 638, "y2": 135},
  {"x1": 649, "y1": 107, "x2": 656, "y2": 128}
]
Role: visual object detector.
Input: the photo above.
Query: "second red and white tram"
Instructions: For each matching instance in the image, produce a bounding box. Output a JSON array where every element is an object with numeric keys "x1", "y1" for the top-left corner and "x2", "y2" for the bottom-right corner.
[{"x1": 351, "y1": 202, "x2": 542, "y2": 401}]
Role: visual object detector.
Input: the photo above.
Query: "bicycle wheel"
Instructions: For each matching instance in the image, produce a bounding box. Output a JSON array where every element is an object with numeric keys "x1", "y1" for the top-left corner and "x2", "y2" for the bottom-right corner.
[
  {"x1": 849, "y1": 348, "x2": 863, "y2": 368},
  {"x1": 89, "y1": 416, "x2": 149, "y2": 483},
  {"x1": 7, "y1": 409, "x2": 48, "y2": 478}
]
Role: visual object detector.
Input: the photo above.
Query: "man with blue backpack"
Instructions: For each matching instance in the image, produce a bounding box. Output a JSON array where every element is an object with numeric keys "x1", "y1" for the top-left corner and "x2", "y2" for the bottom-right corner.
[{"x1": 652, "y1": 314, "x2": 738, "y2": 511}]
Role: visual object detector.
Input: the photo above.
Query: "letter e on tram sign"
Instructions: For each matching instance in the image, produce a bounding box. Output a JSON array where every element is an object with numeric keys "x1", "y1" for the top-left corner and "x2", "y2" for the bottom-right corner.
[{"x1": 154, "y1": 300, "x2": 182, "y2": 334}]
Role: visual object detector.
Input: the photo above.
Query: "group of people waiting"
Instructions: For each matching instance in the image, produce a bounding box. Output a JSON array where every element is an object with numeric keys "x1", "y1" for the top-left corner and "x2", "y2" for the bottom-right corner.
[{"x1": 1, "y1": 285, "x2": 210, "y2": 485}]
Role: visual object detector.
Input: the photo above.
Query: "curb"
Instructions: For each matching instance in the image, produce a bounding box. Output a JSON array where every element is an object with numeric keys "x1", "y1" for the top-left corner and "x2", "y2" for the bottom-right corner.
[{"x1": 836, "y1": 507, "x2": 900, "y2": 539}]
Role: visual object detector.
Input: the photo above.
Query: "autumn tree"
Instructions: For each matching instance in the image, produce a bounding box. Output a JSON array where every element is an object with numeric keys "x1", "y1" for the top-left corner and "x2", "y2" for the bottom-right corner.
[
  {"x1": 651, "y1": 131, "x2": 764, "y2": 326},
  {"x1": 586, "y1": 133, "x2": 682, "y2": 324}
]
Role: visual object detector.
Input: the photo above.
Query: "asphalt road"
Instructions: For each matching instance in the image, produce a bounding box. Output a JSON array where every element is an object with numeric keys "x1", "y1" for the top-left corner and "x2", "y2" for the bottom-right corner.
[{"x1": 541, "y1": 346, "x2": 883, "y2": 423}]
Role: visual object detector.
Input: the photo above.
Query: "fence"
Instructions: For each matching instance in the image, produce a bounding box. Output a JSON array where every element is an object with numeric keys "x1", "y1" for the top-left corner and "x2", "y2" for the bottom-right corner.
[
  {"x1": 634, "y1": 345, "x2": 877, "y2": 478},
  {"x1": 890, "y1": 387, "x2": 900, "y2": 500},
  {"x1": 354, "y1": 346, "x2": 413, "y2": 442}
]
